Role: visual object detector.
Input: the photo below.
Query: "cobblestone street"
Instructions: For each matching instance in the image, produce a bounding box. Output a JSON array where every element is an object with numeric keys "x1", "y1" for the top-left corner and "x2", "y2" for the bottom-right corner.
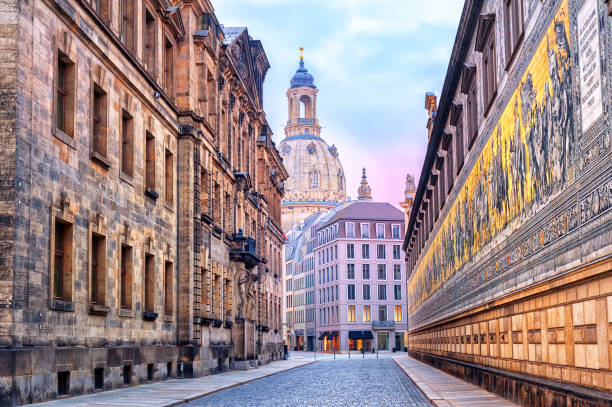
[{"x1": 188, "y1": 355, "x2": 431, "y2": 407}]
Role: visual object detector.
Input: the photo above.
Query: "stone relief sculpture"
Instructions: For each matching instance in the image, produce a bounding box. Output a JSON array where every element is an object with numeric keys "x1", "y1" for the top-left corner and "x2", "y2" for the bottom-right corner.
[{"x1": 409, "y1": 2, "x2": 577, "y2": 312}]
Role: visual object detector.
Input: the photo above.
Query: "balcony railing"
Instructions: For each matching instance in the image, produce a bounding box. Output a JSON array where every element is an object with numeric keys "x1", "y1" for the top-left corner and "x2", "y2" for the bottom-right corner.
[
  {"x1": 297, "y1": 118, "x2": 314, "y2": 125},
  {"x1": 229, "y1": 231, "x2": 261, "y2": 269},
  {"x1": 372, "y1": 320, "x2": 395, "y2": 329}
]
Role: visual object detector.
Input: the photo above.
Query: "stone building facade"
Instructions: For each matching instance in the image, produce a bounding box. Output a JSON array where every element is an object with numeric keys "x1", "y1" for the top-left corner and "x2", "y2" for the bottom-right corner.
[
  {"x1": 403, "y1": 0, "x2": 612, "y2": 405},
  {"x1": 278, "y1": 54, "x2": 346, "y2": 232},
  {"x1": 0, "y1": 1, "x2": 286, "y2": 405}
]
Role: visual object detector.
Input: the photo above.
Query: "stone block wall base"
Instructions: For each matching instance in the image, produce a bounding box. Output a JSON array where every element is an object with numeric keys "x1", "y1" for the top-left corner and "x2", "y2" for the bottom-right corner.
[{"x1": 408, "y1": 351, "x2": 612, "y2": 407}]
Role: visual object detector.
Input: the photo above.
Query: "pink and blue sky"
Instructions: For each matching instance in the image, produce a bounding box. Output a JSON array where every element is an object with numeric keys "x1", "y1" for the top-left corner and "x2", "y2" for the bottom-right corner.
[{"x1": 214, "y1": 0, "x2": 464, "y2": 207}]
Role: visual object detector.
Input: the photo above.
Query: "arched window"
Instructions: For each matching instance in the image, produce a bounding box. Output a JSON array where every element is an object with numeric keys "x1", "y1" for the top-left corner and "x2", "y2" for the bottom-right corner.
[
  {"x1": 300, "y1": 95, "x2": 312, "y2": 118},
  {"x1": 338, "y1": 174, "x2": 343, "y2": 191},
  {"x1": 310, "y1": 171, "x2": 319, "y2": 188}
]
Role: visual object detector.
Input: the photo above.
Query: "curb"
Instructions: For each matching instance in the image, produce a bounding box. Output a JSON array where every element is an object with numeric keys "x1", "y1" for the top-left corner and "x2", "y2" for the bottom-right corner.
[{"x1": 392, "y1": 357, "x2": 442, "y2": 407}]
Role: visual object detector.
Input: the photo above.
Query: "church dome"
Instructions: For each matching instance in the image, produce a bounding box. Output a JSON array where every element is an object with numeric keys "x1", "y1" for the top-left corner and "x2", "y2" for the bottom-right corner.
[
  {"x1": 290, "y1": 59, "x2": 316, "y2": 89},
  {"x1": 278, "y1": 134, "x2": 346, "y2": 205}
]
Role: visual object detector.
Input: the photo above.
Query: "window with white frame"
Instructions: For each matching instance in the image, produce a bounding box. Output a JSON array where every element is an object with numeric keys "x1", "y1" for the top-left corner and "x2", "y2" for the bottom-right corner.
[
  {"x1": 376, "y1": 244, "x2": 386, "y2": 259},
  {"x1": 362, "y1": 243, "x2": 370, "y2": 259},
  {"x1": 393, "y1": 245, "x2": 401, "y2": 260},
  {"x1": 347, "y1": 243, "x2": 355, "y2": 259},
  {"x1": 376, "y1": 223, "x2": 385, "y2": 239},
  {"x1": 346, "y1": 222, "x2": 355, "y2": 238},
  {"x1": 393, "y1": 264, "x2": 401, "y2": 280},
  {"x1": 392, "y1": 224, "x2": 401, "y2": 239},
  {"x1": 360, "y1": 223, "x2": 370, "y2": 238},
  {"x1": 347, "y1": 284, "x2": 355, "y2": 300},
  {"x1": 362, "y1": 264, "x2": 370, "y2": 279},
  {"x1": 377, "y1": 264, "x2": 386, "y2": 280},
  {"x1": 347, "y1": 264, "x2": 355, "y2": 279}
]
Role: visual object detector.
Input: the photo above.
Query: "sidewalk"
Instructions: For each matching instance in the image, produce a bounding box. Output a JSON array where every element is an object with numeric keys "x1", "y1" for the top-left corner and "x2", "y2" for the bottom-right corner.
[
  {"x1": 393, "y1": 356, "x2": 518, "y2": 407},
  {"x1": 32, "y1": 358, "x2": 316, "y2": 407}
]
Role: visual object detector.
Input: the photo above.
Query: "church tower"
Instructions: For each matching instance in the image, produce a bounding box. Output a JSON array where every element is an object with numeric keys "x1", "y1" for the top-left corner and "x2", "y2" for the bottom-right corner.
[
  {"x1": 400, "y1": 174, "x2": 417, "y2": 233},
  {"x1": 357, "y1": 168, "x2": 372, "y2": 200},
  {"x1": 278, "y1": 48, "x2": 346, "y2": 231}
]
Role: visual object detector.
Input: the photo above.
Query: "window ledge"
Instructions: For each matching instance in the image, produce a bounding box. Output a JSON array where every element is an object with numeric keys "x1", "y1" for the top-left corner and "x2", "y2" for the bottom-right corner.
[
  {"x1": 53, "y1": 128, "x2": 76, "y2": 150},
  {"x1": 50, "y1": 299, "x2": 74, "y2": 312},
  {"x1": 89, "y1": 303, "x2": 110, "y2": 315},
  {"x1": 119, "y1": 172, "x2": 134, "y2": 186},
  {"x1": 163, "y1": 314, "x2": 174, "y2": 323},
  {"x1": 164, "y1": 203, "x2": 174, "y2": 213},
  {"x1": 119, "y1": 308, "x2": 133, "y2": 318},
  {"x1": 212, "y1": 225, "x2": 223, "y2": 238},
  {"x1": 200, "y1": 212, "x2": 213, "y2": 225},
  {"x1": 145, "y1": 188, "x2": 159, "y2": 200},
  {"x1": 143, "y1": 311, "x2": 158, "y2": 321},
  {"x1": 90, "y1": 151, "x2": 111, "y2": 169}
]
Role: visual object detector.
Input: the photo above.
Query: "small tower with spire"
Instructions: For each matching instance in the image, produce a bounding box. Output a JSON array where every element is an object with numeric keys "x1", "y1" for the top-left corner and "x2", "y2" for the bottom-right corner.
[
  {"x1": 357, "y1": 168, "x2": 372, "y2": 201},
  {"x1": 399, "y1": 174, "x2": 417, "y2": 232}
]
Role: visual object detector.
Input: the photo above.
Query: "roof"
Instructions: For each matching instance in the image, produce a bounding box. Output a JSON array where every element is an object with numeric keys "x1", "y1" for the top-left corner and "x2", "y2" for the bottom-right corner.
[
  {"x1": 221, "y1": 26, "x2": 245, "y2": 45},
  {"x1": 319, "y1": 201, "x2": 403, "y2": 228}
]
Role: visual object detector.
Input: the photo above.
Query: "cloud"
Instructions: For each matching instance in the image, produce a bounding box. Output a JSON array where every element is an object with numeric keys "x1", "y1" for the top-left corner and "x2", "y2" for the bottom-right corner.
[{"x1": 213, "y1": 0, "x2": 460, "y2": 206}]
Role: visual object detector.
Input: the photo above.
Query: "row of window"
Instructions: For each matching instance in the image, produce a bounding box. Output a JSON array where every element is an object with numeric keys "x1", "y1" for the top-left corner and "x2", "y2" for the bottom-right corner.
[
  {"x1": 407, "y1": 0, "x2": 525, "y2": 261},
  {"x1": 347, "y1": 305, "x2": 403, "y2": 323},
  {"x1": 318, "y1": 284, "x2": 403, "y2": 304},
  {"x1": 318, "y1": 264, "x2": 402, "y2": 285},
  {"x1": 56, "y1": 52, "x2": 175, "y2": 203},
  {"x1": 317, "y1": 243, "x2": 403, "y2": 264},
  {"x1": 318, "y1": 305, "x2": 403, "y2": 324},
  {"x1": 52, "y1": 218, "x2": 174, "y2": 316}
]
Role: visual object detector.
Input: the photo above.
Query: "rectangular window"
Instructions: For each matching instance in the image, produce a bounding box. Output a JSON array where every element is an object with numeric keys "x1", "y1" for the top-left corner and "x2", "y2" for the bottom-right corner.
[
  {"x1": 377, "y1": 264, "x2": 386, "y2": 280},
  {"x1": 144, "y1": 254, "x2": 155, "y2": 313},
  {"x1": 504, "y1": 0, "x2": 524, "y2": 66},
  {"x1": 393, "y1": 245, "x2": 401, "y2": 260},
  {"x1": 360, "y1": 223, "x2": 370, "y2": 238},
  {"x1": 456, "y1": 113, "x2": 465, "y2": 174},
  {"x1": 92, "y1": 85, "x2": 107, "y2": 158},
  {"x1": 378, "y1": 305, "x2": 387, "y2": 321},
  {"x1": 347, "y1": 305, "x2": 355, "y2": 322},
  {"x1": 347, "y1": 264, "x2": 355, "y2": 279},
  {"x1": 467, "y1": 77, "x2": 478, "y2": 147},
  {"x1": 145, "y1": 132, "x2": 156, "y2": 193},
  {"x1": 53, "y1": 220, "x2": 73, "y2": 301},
  {"x1": 393, "y1": 264, "x2": 401, "y2": 280},
  {"x1": 345, "y1": 222, "x2": 355, "y2": 238},
  {"x1": 165, "y1": 149, "x2": 174, "y2": 204},
  {"x1": 363, "y1": 284, "x2": 370, "y2": 300},
  {"x1": 164, "y1": 261, "x2": 173, "y2": 315},
  {"x1": 376, "y1": 223, "x2": 385, "y2": 239},
  {"x1": 56, "y1": 52, "x2": 75, "y2": 137},
  {"x1": 346, "y1": 243, "x2": 354, "y2": 259},
  {"x1": 120, "y1": 245, "x2": 133, "y2": 309},
  {"x1": 362, "y1": 243, "x2": 370, "y2": 259},
  {"x1": 362, "y1": 264, "x2": 370, "y2": 280},
  {"x1": 363, "y1": 305, "x2": 371, "y2": 322},
  {"x1": 121, "y1": 110, "x2": 134, "y2": 177},
  {"x1": 144, "y1": 7, "x2": 156, "y2": 75},
  {"x1": 120, "y1": 0, "x2": 135, "y2": 51},
  {"x1": 394, "y1": 305, "x2": 402, "y2": 322},
  {"x1": 347, "y1": 284, "x2": 355, "y2": 301},
  {"x1": 392, "y1": 224, "x2": 400, "y2": 239},
  {"x1": 394, "y1": 285, "x2": 402, "y2": 300},
  {"x1": 164, "y1": 36, "x2": 174, "y2": 98},
  {"x1": 376, "y1": 244, "x2": 386, "y2": 259},
  {"x1": 378, "y1": 285, "x2": 387, "y2": 300},
  {"x1": 482, "y1": 28, "x2": 497, "y2": 112},
  {"x1": 90, "y1": 234, "x2": 106, "y2": 305}
]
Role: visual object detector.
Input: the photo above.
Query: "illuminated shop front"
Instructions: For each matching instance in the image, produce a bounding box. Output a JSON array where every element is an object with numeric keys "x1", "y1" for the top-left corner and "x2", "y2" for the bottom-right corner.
[
  {"x1": 348, "y1": 331, "x2": 374, "y2": 351},
  {"x1": 318, "y1": 331, "x2": 339, "y2": 351}
]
